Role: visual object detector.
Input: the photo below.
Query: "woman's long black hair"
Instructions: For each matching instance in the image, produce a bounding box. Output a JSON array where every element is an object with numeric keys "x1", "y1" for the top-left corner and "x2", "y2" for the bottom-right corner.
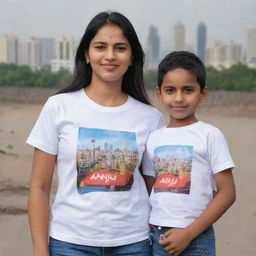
[{"x1": 57, "y1": 11, "x2": 150, "y2": 105}]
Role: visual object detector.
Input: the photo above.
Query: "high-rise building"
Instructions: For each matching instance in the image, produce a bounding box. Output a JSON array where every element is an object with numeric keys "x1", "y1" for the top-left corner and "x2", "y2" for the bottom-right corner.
[
  {"x1": 0, "y1": 34, "x2": 19, "y2": 64},
  {"x1": 224, "y1": 41, "x2": 242, "y2": 68},
  {"x1": 23, "y1": 37, "x2": 42, "y2": 70},
  {"x1": 173, "y1": 22, "x2": 185, "y2": 51},
  {"x1": 51, "y1": 36, "x2": 75, "y2": 72},
  {"x1": 197, "y1": 23, "x2": 207, "y2": 62},
  {"x1": 206, "y1": 41, "x2": 242, "y2": 69},
  {"x1": 246, "y1": 26, "x2": 256, "y2": 66},
  {"x1": 206, "y1": 42, "x2": 225, "y2": 69},
  {"x1": 55, "y1": 36, "x2": 75, "y2": 60},
  {"x1": 41, "y1": 38, "x2": 55, "y2": 67},
  {"x1": 146, "y1": 25, "x2": 160, "y2": 69}
]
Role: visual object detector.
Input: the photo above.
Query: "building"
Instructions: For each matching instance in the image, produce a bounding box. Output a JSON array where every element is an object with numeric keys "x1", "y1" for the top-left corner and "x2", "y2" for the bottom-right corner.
[
  {"x1": 51, "y1": 36, "x2": 76, "y2": 72},
  {"x1": 197, "y1": 23, "x2": 207, "y2": 62},
  {"x1": 23, "y1": 37, "x2": 42, "y2": 70},
  {"x1": 50, "y1": 59, "x2": 74, "y2": 73},
  {"x1": 40, "y1": 38, "x2": 55, "y2": 67},
  {"x1": 224, "y1": 41, "x2": 242, "y2": 68},
  {"x1": 246, "y1": 26, "x2": 256, "y2": 67},
  {"x1": 55, "y1": 36, "x2": 76, "y2": 61},
  {"x1": 145, "y1": 25, "x2": 160, "y2": 69},
  {"x1": 206, "y1": 41, "x2": 242, "y2": 69},
  {"x1": 173, "y1": 22, "x2": 185, "y2": 51},
  {"x1": 0, "y1": 34, "x2": 19, "y2": 64}
]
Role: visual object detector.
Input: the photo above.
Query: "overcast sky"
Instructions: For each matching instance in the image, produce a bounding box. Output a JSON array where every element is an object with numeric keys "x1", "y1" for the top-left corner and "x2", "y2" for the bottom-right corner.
[{"x1": 1, "y1": 0, "x2": 255, "y2": 52}]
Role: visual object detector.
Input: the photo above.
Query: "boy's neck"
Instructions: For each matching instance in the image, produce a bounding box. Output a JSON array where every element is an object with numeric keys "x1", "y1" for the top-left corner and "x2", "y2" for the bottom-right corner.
[{"x1": 167, "y1": 118, "x2": 199, "y2": 128}]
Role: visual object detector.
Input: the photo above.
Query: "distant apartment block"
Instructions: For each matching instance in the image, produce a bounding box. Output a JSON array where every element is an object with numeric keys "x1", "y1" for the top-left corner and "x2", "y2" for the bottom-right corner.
[
  {"x1": 246, "y1": 26, "x2": 256, "y2": 67},
  {"x1": 0, "y1": 34, "x2": 19, "y2": 64},
  {"x1": 51, "y1": 59, "x2": 74, "y2": 73},
  {"x1": 145, "y1": 25, "x2": 160, "y2": 69},
  {"x1": 23, "y1": 37, "x2": 42, "y2": 70},
  {"x1": 197, "y1": 23, "x2": 207, "y2": 62},
  {"x1": 173, "y1": 22, "x2": 185, "y2": 51},
  {"x1": 41, "y1": 38, "x2": 55, "y2": 67},
  {"x1": 206, "y1": 41, "x2": 242, "y2": 69},
  {"x1": 51, "y1": 36, "x2": 76, "y2": 72}
]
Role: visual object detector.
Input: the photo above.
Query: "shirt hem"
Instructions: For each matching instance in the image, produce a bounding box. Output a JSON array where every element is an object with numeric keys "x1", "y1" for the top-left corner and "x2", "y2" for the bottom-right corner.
[
  {"x1": 149, "y1": 218, "x2": 192, "y2": 229},
  {"x1": 49, "y1": 230, "x2": 150, "y2": 247},
  {"x1": 26, "y1": 137, "x2": 57, "y2": 155}
]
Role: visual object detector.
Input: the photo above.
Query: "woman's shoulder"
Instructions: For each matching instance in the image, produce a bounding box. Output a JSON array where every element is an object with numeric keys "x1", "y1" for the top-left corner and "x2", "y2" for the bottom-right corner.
[
  {"x1": 47, "y1": 89, "x2": 82, "y2": 106},
  {"x1": 129, "y1": 96, "x2": 162, "y2": 117}
]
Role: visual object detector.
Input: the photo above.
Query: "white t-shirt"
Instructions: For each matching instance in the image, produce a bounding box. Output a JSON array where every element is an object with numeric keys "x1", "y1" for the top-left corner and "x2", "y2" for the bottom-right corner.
[
  {"x1": 142, "y1": 121, "x2": 235, "y2": 228},
  {"x1": 26, "y1": 88, "x2": 165, "y2": 246}
]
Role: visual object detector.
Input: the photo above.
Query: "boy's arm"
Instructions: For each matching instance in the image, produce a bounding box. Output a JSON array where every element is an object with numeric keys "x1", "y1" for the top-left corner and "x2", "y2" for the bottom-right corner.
[
  {"x1": 139, "y1": 165, "x2": 155, "y2": 195},
  {"x1": 160, "y1": 169, "x2": 236, "y2": 256}
]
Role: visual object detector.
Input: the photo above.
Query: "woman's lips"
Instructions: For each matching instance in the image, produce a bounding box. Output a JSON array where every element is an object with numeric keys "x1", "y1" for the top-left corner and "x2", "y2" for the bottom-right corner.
[{"x1": 101, "y1": 64, "x2": 118, "y2": 70}]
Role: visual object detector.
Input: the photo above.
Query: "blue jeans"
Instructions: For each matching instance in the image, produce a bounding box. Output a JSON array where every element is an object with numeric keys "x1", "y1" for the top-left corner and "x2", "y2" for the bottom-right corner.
[
  {"x1": 150, "y1": 226, "x2": 216, "y2": 256},
  {"x1": 49, "y1": 237, "x2": 151, "y2": 256}
]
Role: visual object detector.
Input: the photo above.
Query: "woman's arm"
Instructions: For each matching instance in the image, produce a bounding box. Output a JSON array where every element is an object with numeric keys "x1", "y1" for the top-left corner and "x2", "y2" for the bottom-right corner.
[
  {"x1": 142, "y1": 174, "x2": 156, "y2": 195},
  {"x1": 160, "y1": 169, "x2": 236, "y2": 255},
  {"x1": 28, "y1": 148, "x2": 56, "y2": 256}
]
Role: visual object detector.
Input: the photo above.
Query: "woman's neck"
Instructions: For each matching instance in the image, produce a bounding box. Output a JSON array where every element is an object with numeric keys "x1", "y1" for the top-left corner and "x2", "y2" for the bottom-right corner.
[{"x1": 85, "y1": 81, "x2": 128, "y2": 107}]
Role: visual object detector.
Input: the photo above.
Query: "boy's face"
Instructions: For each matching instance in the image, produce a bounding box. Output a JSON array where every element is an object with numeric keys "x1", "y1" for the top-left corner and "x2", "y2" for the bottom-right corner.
[{"x1": 158, "y1": 68, "x2": 207, "y2": 127}]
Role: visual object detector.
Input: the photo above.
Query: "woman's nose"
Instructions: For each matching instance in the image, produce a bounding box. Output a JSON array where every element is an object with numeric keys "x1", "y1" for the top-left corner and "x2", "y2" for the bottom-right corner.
[{"x1": 105, "y1": 49, "x2": 115, "y2": 61}]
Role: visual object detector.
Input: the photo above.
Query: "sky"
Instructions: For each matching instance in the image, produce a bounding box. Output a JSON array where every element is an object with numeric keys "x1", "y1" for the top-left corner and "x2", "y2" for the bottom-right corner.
[
  {"x1": 78, "y1": 128, "x2": 137, "y2": 151},
  {"x1": 1, "y1": 0, "x2": 256, "y2": 53}
]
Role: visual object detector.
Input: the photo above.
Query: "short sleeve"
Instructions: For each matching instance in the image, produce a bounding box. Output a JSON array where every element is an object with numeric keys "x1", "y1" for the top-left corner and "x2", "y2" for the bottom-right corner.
[
  {"x1": 142, "y1": 141, "x2": 156, "y2": 177},
  {"x1": 208, "y1": 132, "x2": 235, "y2": 174},
  {"x1": 26, "y1": 98, "x2": 59, "y2": 155}
]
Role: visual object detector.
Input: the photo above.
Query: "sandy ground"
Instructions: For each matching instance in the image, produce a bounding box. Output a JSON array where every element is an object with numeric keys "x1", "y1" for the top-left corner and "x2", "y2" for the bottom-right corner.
[{"x1": 0, "y1": 101, "x2": 256, "y2": 256}]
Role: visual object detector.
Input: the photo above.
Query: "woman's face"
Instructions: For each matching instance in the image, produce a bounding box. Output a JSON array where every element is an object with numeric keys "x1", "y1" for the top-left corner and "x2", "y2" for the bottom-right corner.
[{"x1": 86, "y1": 23, "x2": 132, "y2": 85}]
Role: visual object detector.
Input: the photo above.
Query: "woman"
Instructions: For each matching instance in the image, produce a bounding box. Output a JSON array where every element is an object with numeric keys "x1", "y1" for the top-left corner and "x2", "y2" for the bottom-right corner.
[{"x1": 27, "y1": 11, "x2": 164, "y2": 256}]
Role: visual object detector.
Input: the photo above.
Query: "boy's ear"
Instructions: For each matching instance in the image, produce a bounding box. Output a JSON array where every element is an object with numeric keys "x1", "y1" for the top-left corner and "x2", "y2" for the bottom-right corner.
[
  {"x1": 156, "y1": 86, "x2": 162, "y2": 102},
  {"x1": 200, "y1": 87, "x2": 208, "y2": 103}
]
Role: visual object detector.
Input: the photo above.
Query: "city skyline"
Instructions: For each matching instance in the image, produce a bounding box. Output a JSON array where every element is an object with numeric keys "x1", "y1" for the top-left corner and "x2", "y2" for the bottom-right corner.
[
  {"x1": 1, "y1": 23, "x2": 255, "y2": 71},
  {"x1": 1, "y1": 0, "x2": 255, "y2": 52}
]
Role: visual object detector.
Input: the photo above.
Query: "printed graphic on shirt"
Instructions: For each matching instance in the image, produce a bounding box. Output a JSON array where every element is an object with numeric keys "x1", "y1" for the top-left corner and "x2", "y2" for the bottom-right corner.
[
  {"x1": 154, "y1": 145, "x2": 193, "y2": 194},
  {"x1": 77, "y1": 127, "x2": 139, "y2": 194}
]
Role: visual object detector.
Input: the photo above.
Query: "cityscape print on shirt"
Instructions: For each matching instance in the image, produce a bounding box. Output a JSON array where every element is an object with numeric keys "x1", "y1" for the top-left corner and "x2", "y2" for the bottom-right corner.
[
  {"x1": 76, "y1": 127, "x2": 139, "y2": 194},
  {"x1": 153, "y1": 145, "x2": 193, "y2": 194}
]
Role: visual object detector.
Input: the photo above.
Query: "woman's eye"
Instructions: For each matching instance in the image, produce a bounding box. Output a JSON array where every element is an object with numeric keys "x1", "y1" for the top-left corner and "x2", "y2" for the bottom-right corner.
[
  {"x1": 116, "y1": 46, "x2": 126, "y2": 52},
  {"x1": 95, "y1": 45, "x2": 105, "y2": 50}
]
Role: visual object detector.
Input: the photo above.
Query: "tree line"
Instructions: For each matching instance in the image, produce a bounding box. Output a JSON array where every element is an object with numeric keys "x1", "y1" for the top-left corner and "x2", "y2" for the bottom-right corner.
[
  {"x1": 0, "y1": 63, "x2": 71, "y2": 88},
  {"x1": 0, "y1": 63, "x2": 256, "y2": 91}
]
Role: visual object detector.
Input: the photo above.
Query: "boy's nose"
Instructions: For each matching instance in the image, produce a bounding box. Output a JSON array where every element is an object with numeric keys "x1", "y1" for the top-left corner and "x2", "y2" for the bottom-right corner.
[{"x1": 174, "y1": 91, "x2": 183, "y2": 102}]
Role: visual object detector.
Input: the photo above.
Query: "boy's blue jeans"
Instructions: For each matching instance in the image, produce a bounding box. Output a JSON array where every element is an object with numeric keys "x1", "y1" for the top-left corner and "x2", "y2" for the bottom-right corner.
[
  {"x1": 49, "y1": 237, "x2": 151, "y2": 256},
  {"x1": 150, "y1": 225, "x2": 216, "y2": 256}
]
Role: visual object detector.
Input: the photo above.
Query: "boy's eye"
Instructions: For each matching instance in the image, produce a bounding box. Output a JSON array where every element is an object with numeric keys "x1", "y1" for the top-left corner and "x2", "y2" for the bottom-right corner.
[
  {"x1": 164, "y1": 88, "x2": 175, "y2": 94},
  {"x1": 184, "y1": 87, "x2": 194, "y2": 93}
]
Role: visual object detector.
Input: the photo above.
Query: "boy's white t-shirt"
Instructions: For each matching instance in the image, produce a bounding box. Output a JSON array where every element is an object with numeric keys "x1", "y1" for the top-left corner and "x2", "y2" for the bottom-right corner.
[
  {"x1": 142, "y1": 121, "x2": 235, "y2": 228},
  {"x1": 26, "y1": 89, "x2": 165, "y2": 246}
]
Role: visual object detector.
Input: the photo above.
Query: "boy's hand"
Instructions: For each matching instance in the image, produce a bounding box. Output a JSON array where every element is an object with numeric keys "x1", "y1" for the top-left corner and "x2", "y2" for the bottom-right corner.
[{"x1": 159, "y1": 228, "x2": 192, "y2": 256}]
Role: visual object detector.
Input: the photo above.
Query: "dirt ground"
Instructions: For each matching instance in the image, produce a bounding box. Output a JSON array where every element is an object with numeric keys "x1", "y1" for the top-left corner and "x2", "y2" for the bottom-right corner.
[{"x1": 0, "y1": 100, "x2": 256, "y2": 256}]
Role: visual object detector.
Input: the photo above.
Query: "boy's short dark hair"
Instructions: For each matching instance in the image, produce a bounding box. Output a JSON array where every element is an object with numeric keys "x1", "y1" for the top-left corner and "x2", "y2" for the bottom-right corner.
[{"x1": 158, "y1": 51, "x2": 206, "y2": 91}]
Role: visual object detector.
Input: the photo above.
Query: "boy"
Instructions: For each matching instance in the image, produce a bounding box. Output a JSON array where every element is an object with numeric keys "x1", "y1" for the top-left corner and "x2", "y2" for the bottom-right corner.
[{"x1": 143, "y1": 51, "x2": 236, "y2": 255}]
